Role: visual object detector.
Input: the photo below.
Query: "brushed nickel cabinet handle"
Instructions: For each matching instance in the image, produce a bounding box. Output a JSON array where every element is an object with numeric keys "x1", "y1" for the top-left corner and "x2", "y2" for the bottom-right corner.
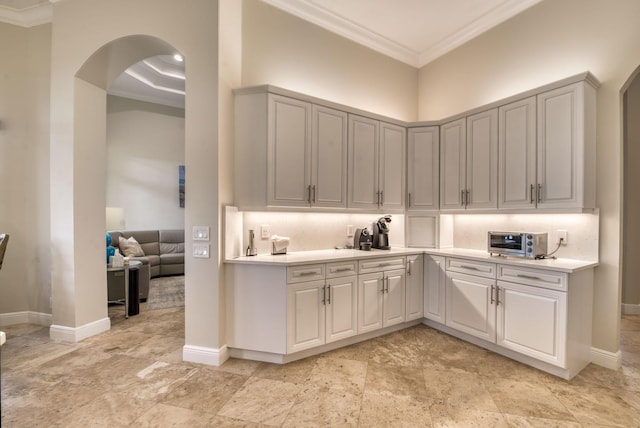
[
  {"x1": 408, "y1": 192, "x2": 412, "y2": 208},
  {"x1": 490, "y1": 284, "x2": 495, "y2": 304},
  {"x1": 322, "y1": 285, "x2": 326, "y2": 305},
  {"x1": 298, "y1": 271, "x2": 317, "y2": 276},
  {"x1": 460, "y1": 264, "x2": 479, "y2": 271},
  {"x1": 516, "y1": 273, "x2": 541, "y2": 280},
  {"x1": 461, "y1": 189, "x2": 465, "y2": 206},
  {"x1": 537, "y1": 184, "x2": 542, "y2": 203},
  {"x1": 466, "y1": 189, "x2": 470, "y2": 206},
  {"x1": 327, "y1": 284, "x2": 331, "y2": 304},
  {"x1": 312, "y1": 185, "x2": 316, "y2": 203},
  {"x1": 307, "y1": 185, "x2": 312, "y2": 203},
  {"x1": 496, "y1": 285, "x2": 501, "y2": 306},
  {"x1": 380, "y1": 191, "x2": 384, "y2": 206},
  {"x1": 530, "y1": 184, "x2": 535, "y2": 203}
]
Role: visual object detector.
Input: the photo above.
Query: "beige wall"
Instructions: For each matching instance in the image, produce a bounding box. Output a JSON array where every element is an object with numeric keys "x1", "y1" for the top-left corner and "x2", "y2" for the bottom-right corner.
[
  {"x1": 241, "y1": 0, "x2": 418, "y2": 122},
  {"x1": 106, "y1": 96, "x2": 185, "y2": 231},
  {"x1": 623, "y1": 74, "x2": 640, "y2": 305},
  {"x1": 0, "y1": 23, "x2": 51, "y2": 317},
  {"x1": 418, "y1": 0, "x2": 640, "y2": 353}
]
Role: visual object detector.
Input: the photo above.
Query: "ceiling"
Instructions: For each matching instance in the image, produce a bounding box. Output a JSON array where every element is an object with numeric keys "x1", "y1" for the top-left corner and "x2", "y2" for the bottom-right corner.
[{"x1": 1, "y1": 0, "x2": 541, "y2": 108}]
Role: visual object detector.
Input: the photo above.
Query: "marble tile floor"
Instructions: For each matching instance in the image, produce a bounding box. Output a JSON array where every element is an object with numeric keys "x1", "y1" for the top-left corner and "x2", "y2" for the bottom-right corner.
[{"x1": 2, "y1": 306, "x2": 640, "y2": 427}]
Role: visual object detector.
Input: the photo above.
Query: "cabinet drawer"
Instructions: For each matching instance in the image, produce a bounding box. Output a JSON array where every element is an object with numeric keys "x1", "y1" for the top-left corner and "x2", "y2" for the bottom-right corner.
[
  {"x1": 498, "y1": 265, "x2": 567, "y2": 291},
  {"x1": 326, "y1": 261, "x2": 358, "y2": 278},
  {"x1": 287, "y1": 264, "x2": 325, "y2": 283},
  {"x1": 446, "y1": 258, "x2": 496, "y2": 278},
  {"x1": 358, "y1": 257, "x2": 406, "y2": 274}
]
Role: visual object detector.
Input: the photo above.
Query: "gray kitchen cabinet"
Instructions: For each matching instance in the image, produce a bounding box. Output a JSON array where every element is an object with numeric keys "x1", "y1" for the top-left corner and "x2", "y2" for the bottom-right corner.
[
  {"x1": 536, "y1": 81, "x2": 596, "y2": 210},
  {"x1": 407, "y1": 126, "x2": 439, "y2": 211},
  {"x1": 348, "y1": 115, "x2": 405, "y2": 211},
  {"x1": 405, "y1": 254, "x2": 424, "y2": 321},
  {"x1": 234, "y1": 90, "x2": 347, "y2": 210},
  {"x1": 267, "y1": 94, "x2": 313, "y2": 207},
  {"x1": 498, "y1": 96, "x2": 537, "y2": 209},
  {"x1": 424, "y1": 254, "x2": 445, "y2": 323}
]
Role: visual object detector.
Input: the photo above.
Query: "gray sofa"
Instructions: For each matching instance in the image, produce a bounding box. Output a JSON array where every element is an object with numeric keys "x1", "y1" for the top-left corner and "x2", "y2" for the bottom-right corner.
[{"x1": 108, "y1": 229, "x2": 184, "y2": 300}]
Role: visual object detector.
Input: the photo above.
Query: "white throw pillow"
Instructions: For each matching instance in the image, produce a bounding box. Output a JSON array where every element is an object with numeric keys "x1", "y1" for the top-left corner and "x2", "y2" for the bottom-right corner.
[{"x1": 118, "y1": 236, "x2": 145, "y2": 257}]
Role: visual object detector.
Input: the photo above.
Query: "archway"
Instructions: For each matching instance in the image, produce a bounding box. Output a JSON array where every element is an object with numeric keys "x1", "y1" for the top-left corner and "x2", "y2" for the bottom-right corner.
[
  {"x1": 49, "y1": 35, "x2": 186, "y2": 341},
  {"x1": 621, "y1": 66, "x2": 640, "y2": 315}
]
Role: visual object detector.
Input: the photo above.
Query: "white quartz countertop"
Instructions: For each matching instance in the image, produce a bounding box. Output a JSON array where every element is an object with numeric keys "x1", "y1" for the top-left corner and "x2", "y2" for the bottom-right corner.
[
  {"x1": 421, "y1": 248, "x2": 598, "y2": 273},
  {"x1": 226, "y1": 248, "x2": 424, "y2": 266},
  {"x1": 226, "y1": 247, "x2": 597, "y2": 273}
]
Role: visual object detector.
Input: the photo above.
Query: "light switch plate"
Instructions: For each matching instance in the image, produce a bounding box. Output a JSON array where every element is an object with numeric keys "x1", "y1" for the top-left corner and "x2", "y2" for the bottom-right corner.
[
  {"x1": 193, "y1": 243, "x2": 210, "y2": 258},
  {"x1": 193, "y1": 226, "x2": 209, "y2": 241}
]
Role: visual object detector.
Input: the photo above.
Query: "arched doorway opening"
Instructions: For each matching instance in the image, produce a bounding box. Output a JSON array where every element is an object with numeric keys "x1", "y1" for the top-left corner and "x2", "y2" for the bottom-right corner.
[
  {"x1": 50, "y1": 35, "x2": 186, "y2": 341},
  {"x1": 621, "y1": 66, "x2": 640, "y2": 316}
]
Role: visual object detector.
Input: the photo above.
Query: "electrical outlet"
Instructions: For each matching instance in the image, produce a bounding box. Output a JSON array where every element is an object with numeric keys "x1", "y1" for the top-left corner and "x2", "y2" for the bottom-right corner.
[
  {"x1": 557, "y1": 230, "x2": 568, "y2": 245},
  {"x1": 261, "y1": 224, "x2": 271, "y2": 239},
  {"x1": 347, "y1": 225, "x2": 355, "y2": 237}
]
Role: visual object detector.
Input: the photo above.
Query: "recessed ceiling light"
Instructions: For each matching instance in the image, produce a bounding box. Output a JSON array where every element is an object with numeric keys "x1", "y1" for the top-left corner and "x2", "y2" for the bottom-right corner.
[{"x1": 173, "y1": 54, "x2": 184, "y2": 62}]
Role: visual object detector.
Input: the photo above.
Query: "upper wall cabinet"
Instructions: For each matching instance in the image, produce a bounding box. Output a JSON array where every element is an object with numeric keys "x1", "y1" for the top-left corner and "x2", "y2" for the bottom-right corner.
[
  {"x1": 498, "y1": 80, "x2": 597, "y2": 211},
  {"x1": 234, "y1": 90, "x2": 348, "y2": 210},
  {"x1": 348, "y1": 115, "x2": 405, "y2": 211},
  {"x1": 536, "y1": 82, "x2": 596, "y2": 210},
  {"x1": 498, "y1": 96, "x2": 537, "y2": 209},
  {"x1": 267, "y1": 95, "x2": 313, "y2": 207},
  {"x1": 407, "y1": 126, "x2": 439, "y2": 211},
  {"x1": 440, "y1": 109, "x2": 498, "y2": 211}
]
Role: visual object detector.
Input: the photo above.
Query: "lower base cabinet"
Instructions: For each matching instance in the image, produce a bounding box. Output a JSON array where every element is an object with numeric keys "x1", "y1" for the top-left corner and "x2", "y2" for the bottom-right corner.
[
  {"x1": 431, "y1": 257, "x2": 593, "y2": 379},
  {"x1": 445, "y1": 271, "x2": 496, "y2": 343},
  {"x1": 358, "y1": 268, "x2": 406, "y2": 334},
  {"x1": 497, "y1": 280, "x2": 566, "y2": 366}
]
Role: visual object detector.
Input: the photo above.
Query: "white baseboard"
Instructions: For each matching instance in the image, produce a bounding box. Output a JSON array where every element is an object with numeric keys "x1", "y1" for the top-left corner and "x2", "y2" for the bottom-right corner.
[
  {"x1": 590, "y1": 346, "x2": 622, "y2": 370},
  {"x1": 0, "y1": 311, "x2": 52, "y2": 327},
  {"x1": 49, "y1": 317, "x2": 111, "y2": 342},
  {"x1": 183, "y1": 344, "x2": 230, "y2": 366},
  {"x1": 622, "y1": 303, "x2": 640, "y2": 315}
]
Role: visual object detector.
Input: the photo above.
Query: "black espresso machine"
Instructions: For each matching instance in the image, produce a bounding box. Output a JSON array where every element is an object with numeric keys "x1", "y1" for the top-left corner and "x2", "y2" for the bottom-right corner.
[
  {"x1": 354, "y1": 215, "x2": 392, "y2": 251},
  {"x1": 372, "y1": 215, "x2": 392, "y2": 250}
]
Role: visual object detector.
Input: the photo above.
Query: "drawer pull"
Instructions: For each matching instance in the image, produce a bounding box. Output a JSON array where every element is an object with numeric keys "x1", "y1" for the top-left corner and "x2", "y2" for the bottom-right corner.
[
  {"x1": 460, "y1": 265, "x2": 479, "y2": 271},
  {"x1": 298, "y1": 271, "x2": 317, "y2": 276},
  {"x1": 516, "y1": 273, "x2": 541, "y2": 281},
  {"x1": 333, "y1": 268, "x2": 352, "y2": 273}
]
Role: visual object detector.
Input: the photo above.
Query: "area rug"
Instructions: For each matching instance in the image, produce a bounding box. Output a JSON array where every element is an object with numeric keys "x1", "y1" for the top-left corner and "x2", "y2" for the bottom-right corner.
[{"x1": 146, "y1": 275, "x2": 184, "y2": 310}]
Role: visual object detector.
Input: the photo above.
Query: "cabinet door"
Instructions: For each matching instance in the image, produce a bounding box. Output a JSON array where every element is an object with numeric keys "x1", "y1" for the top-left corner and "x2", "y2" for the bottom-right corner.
[
  {"x1": 312, "y1": 105, "x2": 348, "y2": 208},
  {"x1": 424, "y1": 255, "x2": 446, "y2": 323},
  {"x1": 407, "y1": 127, "x2": 439, "y2": 211},
  {"x1": 326, "y1": 275, "x2": 358, "y2": 343},
  {"x1": 268, "y1": 95, "x2": 312, "y2": 207},
  {"x1": 287, "y1": 280, "x2": 325, "y2": 353},
  {"x1": 466, "y1": 109, "x2": 498, "y2": 210},
  {"x1": 445, "y1": 272, "x2": 496, "y2": 342},
  {"x1": 440, "y1": 118, "x2": 466, "y2": 210},
  {"x1": 358, "y1": 272, "x2": 384, "y2": 333},
  {"x1": 383, "y1": 269, "x2": 406, "y2": 327},
  {"x1": 537, "y1": 83, "x2": 584, "y2": 209},
  {"x1": 497, "y1": 281, "x2": 566, "y2": 367},
  {"x1": 498, "y1": 97, "x2": 537, "y2": 209},
  {"x1": 348, "y1": 115, "x2": 379, "y2": 209},
  {"x1": 379, "y1": 122, "x2": 406, "y2": 210},
  {"x1": 405, "y1": 255, "x2": 424, "y2": 321}
]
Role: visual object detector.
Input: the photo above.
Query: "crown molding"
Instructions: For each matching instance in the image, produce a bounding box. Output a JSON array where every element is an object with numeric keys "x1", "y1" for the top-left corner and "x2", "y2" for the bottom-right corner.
[
  {"x1": 262, "y1": 0, "x2": 420, "y2": 67},
  {"x1": 0, "y1": 2, "x2": 51, "y2": 27},
  {"x1": 262, "y1": 0, "x2": 542, "y2": 69}
]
